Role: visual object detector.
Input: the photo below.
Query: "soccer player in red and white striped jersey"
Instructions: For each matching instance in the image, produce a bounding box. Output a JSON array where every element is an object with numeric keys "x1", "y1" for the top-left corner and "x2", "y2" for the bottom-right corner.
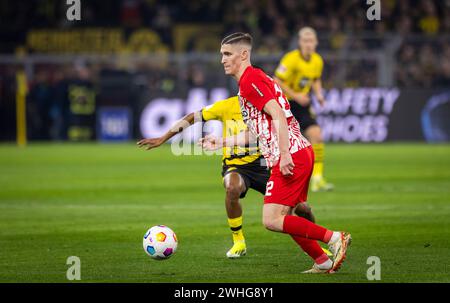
[{"x1": 201, "y1": 33, "x2": 351, "y2": 273}]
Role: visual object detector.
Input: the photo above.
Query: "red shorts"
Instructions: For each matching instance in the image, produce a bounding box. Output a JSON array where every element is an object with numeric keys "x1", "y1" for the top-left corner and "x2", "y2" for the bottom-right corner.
[{"x1": 264, "y1": 146, "x2": 314, "y2": 207}]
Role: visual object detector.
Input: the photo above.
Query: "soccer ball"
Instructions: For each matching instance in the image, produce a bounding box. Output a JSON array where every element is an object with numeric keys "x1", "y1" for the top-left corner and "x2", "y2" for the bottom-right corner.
[{"x1": 143, "y1": 225, "x2": 178, "y2": 260}]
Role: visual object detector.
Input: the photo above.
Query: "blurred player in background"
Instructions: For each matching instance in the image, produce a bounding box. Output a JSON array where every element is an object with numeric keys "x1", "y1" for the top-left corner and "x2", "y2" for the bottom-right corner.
[
  {"x1": 274, "y1": 27, "x2": 333, "y2": 192},
  {"x1": 201, "y1": 32, "x2": 350, "y2": 273},
  {"x1": 137, "y1": 96, "x2": 330, "y2": 259}
]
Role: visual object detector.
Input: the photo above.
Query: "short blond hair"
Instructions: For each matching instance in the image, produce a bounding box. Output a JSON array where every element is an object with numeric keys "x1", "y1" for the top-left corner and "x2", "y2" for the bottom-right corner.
[{"x1": 298, "y1": 27, "x2": 317, "y2": 39}]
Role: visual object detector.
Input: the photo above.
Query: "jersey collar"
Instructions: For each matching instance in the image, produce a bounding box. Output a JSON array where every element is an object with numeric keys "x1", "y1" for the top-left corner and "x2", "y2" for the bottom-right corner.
[{"x1": 298, "y1": 50, "x2": 312, "y2": 62}]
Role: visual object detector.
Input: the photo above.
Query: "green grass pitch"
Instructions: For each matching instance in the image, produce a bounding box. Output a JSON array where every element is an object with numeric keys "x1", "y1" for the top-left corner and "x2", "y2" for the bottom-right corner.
[{"x1": 0, "y1": 143, "x2": 449, "y2": 283}]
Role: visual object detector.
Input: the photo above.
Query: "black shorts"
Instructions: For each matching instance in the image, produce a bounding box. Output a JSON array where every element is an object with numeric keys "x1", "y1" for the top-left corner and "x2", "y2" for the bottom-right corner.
[
  {"x1": 288, "y1": 100, "x2": 318, "y2": 132},
  {"x1": 221, "y1": 158, "x2": 270, "y2": 198}
]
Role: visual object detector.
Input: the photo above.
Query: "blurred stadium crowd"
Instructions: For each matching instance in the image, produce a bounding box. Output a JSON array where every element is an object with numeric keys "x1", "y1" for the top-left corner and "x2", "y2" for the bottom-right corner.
[
  {"x1": 1, "y1": 1, "x2": 449, "y2": 42},
  {"x1": 0, "y1": 0, "x2": 449, "y2": 141},
  {"x1": 1, "y1": 0, "x2": 449, "y2": 44},
  {"x1": 0, "y1": 0, "x2": 448, "y2": 84}
]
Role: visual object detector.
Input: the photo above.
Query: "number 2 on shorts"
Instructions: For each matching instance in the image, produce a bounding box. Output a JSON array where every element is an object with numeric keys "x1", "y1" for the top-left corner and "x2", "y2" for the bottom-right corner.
[{"x1": 265, "y1": 181, "x2": 274, "y2": 196}]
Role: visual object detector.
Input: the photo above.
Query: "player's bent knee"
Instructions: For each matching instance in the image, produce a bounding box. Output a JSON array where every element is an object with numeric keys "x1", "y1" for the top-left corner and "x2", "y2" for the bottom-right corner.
[
  {"x1": 225, "y1": 184, "x2": 243, "y2": 199},
  {"x1": 224, "y1": 173, "x2": 245, "y2": 199},
  {"x1": 262, "y1": 220, "x2": 276, "y2": 232},
  {"x1": 305, "y1": 126, "x2": 323, "y2": 143},
  {"x1": 262, "y1": 215, "x2": 282, "y2": 232},
  {"x1": 263, "y1": 204, "x2": 291, "y2": 232}
]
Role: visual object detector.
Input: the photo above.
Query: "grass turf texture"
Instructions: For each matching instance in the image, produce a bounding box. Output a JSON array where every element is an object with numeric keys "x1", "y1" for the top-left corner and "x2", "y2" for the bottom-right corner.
[{"x1": 0, "y1": 143, "x2": 449, "y2": 283}]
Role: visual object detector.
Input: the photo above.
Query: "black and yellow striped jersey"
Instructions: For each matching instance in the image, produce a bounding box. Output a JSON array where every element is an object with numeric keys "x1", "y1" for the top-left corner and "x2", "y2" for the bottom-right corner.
[
  {"x1": 275, "y1": 50, "x2": 323, "y2": 98},
  {"x1": 201, "y1": 96, "x2": 261, "y2": 166}
]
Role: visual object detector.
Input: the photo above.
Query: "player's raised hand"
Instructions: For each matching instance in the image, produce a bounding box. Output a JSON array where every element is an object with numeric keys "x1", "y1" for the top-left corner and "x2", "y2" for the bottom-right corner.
[
  {"x1": 137, "y1": 137, "x2": 164, "y2": 150},
  {"x1": 198, "y1": 134, "x2": 222, "y2": 151},
  {"x1": 279, "y1": 152, "x2": 295, "y2": 176}
]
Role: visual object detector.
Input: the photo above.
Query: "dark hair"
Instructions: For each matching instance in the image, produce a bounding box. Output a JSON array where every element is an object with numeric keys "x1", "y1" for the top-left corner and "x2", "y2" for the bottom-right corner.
[{"x1": 221, "y1": 32, "x2": 253, "y2": 47}]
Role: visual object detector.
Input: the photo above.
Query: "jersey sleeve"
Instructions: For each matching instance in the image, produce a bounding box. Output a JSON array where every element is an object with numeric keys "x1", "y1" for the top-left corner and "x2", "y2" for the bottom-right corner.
[
  {"x1": 274, "y1": 53, "x2": 294, "y2": 82},
  {"x1": 241, "y1": 76, "x2": 276, "y2": 112},
  {"x1": 201, "y1": 99, "x2": 226, "y2": 121}
]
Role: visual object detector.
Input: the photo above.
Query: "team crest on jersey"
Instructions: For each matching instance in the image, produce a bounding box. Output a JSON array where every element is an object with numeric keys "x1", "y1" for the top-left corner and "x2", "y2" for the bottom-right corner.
[
  {"x1": 299, "y1": 77, "x2": 311, "y2": 89},
  {"x1": 237, "y1": 95, "x2": 249, "y2": 119}
]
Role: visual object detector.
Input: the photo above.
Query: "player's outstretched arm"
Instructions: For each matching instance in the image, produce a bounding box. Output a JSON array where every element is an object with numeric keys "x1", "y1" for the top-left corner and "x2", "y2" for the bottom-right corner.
[
  {"x1": 137, "y1": 111, "x2": 202, "y2": 150},
  {"x1": 199, "y1": 130, "x2": 256, "y2": 151}
]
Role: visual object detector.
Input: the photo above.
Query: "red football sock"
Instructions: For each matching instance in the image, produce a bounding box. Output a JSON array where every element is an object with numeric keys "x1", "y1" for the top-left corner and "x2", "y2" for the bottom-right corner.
[
  {"x1": 291, "y1": 235, "x2": 329, "y2": 264},
  {"x1": 283, "y1": 215, "x2": 330, "y2": 242},
  {"x1": 323, "y1": 230, "x2": 333, "y2": 243}
]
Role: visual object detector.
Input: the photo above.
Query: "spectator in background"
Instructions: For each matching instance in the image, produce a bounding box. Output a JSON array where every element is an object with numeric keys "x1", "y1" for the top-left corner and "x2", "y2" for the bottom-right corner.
[
  {"x1": 50, "y1": 67, "x2": 68, "y2": 140},
  {"x1": 436, "y1": 42, "x2": 450, "y2": 87},
  {"x1": 272, "y1": 18, "x2": 290, "y2": 50},
  {"x1": 151, "y1": 5, "x2": 173, "y2": 46},
  {"x1": 256, "y1": 35, "x2": 283, "y2": 55},
  {"x1": 186, "y1": 65, "x2": 206, "y2": 88},
  {"x1": 328, "y1": 16, "x2": 346, "y2": 50},
  {"x1": 396, "y1": 15, "x2": 414, "y2": 35},
  {"x1": 418, "y1": 0, "x2": 440, "y2": 35},
  {"x1": 396, "y1": 44, "x2": 420, "y2": 87},
  {"x1": 257, "y1": 0, "x2": 279, "y2": 36},
  {"x1": 27, "y1": 69, "x2": 53, "y2": 140},
  {"x1": 59, "y1": 61, "x2": 97, "y2": 141},
  {"x1": 436, "y1": 57, "x2": 450, "y2": 87},
  {"x1": 418, "y1": 43, "x2": 437, "y2": 87},
  {"x1": 443, "y1": 7, "x2": 450, "y2": 33},
  {"x1": 120, "y1": 0, "x2": 143, "y2": 28}
]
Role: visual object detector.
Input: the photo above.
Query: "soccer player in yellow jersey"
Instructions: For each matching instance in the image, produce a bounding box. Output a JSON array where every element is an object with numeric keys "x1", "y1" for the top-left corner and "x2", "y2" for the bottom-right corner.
[
  {"x1": 138, "y1": 96, "x2": 268, "y2": 258},
  {"x1": 138, "y1": 96, "x2": 329, "y2": 258},
  {"x1": 274, "y1": 27, "x2": 334, "y2": 192}
]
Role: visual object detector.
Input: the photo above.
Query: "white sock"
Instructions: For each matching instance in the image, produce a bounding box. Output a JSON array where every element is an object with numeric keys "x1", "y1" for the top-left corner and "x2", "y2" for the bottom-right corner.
[
  {"x1": 317, "y1": 258, "x2": 333, "y2": 269},
  {"x1": 329, "y1": 232, "x2": 340, "y2": 244}
]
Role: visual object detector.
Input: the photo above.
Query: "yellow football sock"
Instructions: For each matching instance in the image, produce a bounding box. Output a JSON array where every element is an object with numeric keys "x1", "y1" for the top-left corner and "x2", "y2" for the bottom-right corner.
[
  {"x1": 228, "y1": 216, "x2": 245, "y2": 243},
  {"x1": 312, "y1": 143, "x2": 324, "y2": 178}
]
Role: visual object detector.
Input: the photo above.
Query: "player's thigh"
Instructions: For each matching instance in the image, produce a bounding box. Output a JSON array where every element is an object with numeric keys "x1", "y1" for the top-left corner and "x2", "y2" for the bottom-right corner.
[
  {"x1": 304, "y1": 124, "x2": 323, "y2": 144},
  {"x1": 262, "y1": 203, "x2": 292, "y2": 231}
]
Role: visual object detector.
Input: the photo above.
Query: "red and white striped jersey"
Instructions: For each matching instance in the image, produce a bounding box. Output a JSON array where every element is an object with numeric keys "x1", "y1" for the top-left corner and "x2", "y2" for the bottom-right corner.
[{"x1": 238, "y1": 66, "x2": 311, "y2": 168}]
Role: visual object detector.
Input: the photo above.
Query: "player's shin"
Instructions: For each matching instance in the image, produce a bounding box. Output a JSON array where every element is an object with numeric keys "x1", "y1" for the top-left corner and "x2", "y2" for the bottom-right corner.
[
  {"x1": 226, "y1": 216, "x2": 247, "y2": 258},
  {"x1": 312, "y1": 143, "x2": 324, "y2": 179},
  {"x1": 282, "y1": 215, "x2": 331, "y2": 243},
  {"x1": 228, "y1": 216, "x2": 245, "y2": 243},
  {"x1": 311, "y1": 143, "x2": 334, "y2": 191},
  {"x1": 291, "y1": 236, "x2": 330, "y2": 265}
]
